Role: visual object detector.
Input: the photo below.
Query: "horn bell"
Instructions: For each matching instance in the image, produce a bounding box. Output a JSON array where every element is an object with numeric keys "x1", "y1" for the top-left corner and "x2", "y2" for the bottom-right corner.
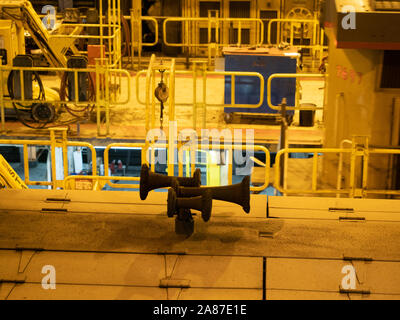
[
  {"x1": 140, "y1": 164, "x2": 201, "y2": 200},
  {"x1": 176, "y1": 175, "x2": 250, "y2": 213},
  {"x1": 167, "y1": 187, "x2": 213, "y2": 222}
]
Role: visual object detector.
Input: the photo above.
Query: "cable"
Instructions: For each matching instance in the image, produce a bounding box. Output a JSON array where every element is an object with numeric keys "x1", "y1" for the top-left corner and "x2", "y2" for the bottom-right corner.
[
  {"x1": 7, "y1": 68, "x2": 90, "y2": 129},
  {"x1": 121, "y1": 13, "x2": 131, "y2": 57},
  {"x1": 59, "y1": 71, "x2": 96, "y2": 119},
  {"x1": 7, "y1": 68, "x2": 49, "y2": 129}
]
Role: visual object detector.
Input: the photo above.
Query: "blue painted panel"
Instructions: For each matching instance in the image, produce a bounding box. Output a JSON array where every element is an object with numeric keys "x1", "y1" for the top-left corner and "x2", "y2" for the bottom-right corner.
[{"x1": 224, "y1": 54, "x2": 296, "y2": 114}]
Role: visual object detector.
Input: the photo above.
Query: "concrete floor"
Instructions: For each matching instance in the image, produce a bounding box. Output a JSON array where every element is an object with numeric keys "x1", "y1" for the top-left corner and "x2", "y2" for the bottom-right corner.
[{"x1": 0, "y1": 189, "x2": 399, "y2": 300}]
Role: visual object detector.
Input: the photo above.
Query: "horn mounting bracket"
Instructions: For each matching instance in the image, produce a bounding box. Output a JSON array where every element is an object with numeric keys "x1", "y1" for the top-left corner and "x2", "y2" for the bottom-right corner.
[{"x1": 175, "y1": 209, "x2": 194, "y2": 237}]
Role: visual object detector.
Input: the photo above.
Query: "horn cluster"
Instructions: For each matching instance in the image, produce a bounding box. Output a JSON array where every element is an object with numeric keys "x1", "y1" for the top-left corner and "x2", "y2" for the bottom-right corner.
[{"x1": 139, "y1": 164, "x2": 251, "y2": 235}]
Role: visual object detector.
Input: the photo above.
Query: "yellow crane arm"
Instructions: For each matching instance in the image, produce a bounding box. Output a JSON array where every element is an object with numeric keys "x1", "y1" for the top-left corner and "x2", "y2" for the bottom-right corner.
[
  {"x1": 0, "y1": 0, "x2": 77, "y2": 68},
  {"x1": 0, "y1": 154, "x2": 28, "y2": 189}
]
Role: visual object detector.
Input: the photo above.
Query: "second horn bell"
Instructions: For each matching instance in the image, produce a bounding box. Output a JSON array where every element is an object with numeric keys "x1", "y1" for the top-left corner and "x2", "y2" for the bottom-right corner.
[
  {"x1": 173, "y1": 175, "x2": 251, "y2": 213},
  {"x1": 167, "y1": 187, "x2": 213, "y2": 222},
  {"x1": 139, "y1": 164, "x2": 201, "y2": 200}
]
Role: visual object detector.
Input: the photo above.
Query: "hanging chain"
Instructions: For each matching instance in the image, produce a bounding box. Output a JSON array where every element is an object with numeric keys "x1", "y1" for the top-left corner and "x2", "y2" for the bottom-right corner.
[
  {"x1": 159, "y1": 70, "x2": 165, "y2": 130},
  {"x1": 154, "y1": 69, "x2": 169, "y2": 130}
]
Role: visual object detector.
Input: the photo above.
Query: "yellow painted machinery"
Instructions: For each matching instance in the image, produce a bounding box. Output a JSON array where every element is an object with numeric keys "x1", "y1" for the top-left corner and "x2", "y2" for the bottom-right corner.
[
  {"x1": 0, "y1": 0, "x2": 126, "y2": 133},
  {"x1": 0, "y1": 0, "x2": 81, "y2": 68},
  {"x1": 0, "y1": 1, "x2": 86, "y2": 128},
  {"x1": 0, "y1": 153, "x2": 27, "y2": 189}
]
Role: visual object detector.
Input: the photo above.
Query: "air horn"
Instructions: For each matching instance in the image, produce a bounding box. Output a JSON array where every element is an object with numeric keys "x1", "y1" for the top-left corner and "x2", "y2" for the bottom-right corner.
[
  {"x1": 172, "y1": 176, "x2": 251, "y2": 213},
  {"x1": 167, "y1": 182, "x2": 213, "y2": 222},
  {"x1": 139, "y1": 163, "x2": 201, "y2": 200}
]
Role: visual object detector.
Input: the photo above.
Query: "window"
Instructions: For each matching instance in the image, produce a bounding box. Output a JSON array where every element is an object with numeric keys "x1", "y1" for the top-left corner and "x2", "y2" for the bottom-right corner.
[
  {"x1": 199, "y1": 1, "x2": 220, "y2": 17},
  {"x1": 260, "y1": 10, "x2": 278, "y2": 44},
  {"x1": 380, "y1": 50, "x2": 400, "y2": 89},
  {"x1": 229, "y1": 1, "x2": 250, "y2": 18}
]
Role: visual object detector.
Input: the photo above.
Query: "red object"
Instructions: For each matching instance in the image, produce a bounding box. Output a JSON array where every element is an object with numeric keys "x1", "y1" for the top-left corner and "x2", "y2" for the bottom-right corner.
[
  {"x1": 88, "y1": 45, "x2": 106, "y2": 66},
  {"x1": 87, "y1": 45, "x2": 106, "y2": 88}
]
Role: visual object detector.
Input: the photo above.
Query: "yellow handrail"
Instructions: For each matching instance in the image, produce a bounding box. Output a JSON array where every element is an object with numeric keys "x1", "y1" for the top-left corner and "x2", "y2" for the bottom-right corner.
[
  {"x1": 2, "y1": 136, "x2": 399, "y2": 197},
  {"x1": 267, "y1": 73, "x2": 325, "y2": 111},
  {"x1": 0, "y1": 64, "x2": 131, "y2": 136},
  {"x1": 136, "y1": 67, "x2": 265, "y2": 131},
  {"x1": 267, "y1": 18, "x2": 327, "y2": 68},
  {"x1": 0, "y1": 133, "x2": 97, "y2": 189},
  {"x1": 0, "y1": 65, "x2": 131, "y2": 105},
  {"x1": 267, "y1": 18, "x2": 325, "y2": 47},
  {"x1": 141, "y1": 17, "x2": 159, "y2": 47},
  {"x1": 275, "y1": 147, "x2": 351, "y2": 196},
  {"x1": 274, "y1": 146, "x2": 400, "y2": 197},
  {"x1": 103, "y1": 142, "x2": 168, "y2": 189},
  {"x1": 100, "y1": 141, "x2": 270, "y2": 192}
]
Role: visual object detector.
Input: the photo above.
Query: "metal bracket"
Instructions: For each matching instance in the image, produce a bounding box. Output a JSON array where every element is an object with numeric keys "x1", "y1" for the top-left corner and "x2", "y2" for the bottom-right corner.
[
  {"x1": 339, "y1": 286, "x2": 371, "y2": 295},
  {"x1": 45, "y1": 198, "x2": 71, "y2": 203},
  {"x1": 41, "y1": 208, "x2": 68, "y2": 214},
  {"x1": 329, "y1": 207, "x2": 354, "y2": 213},
  {"x1": 258, "y1": 231, "x2": 276, "y2": 238},
  {"x1": 339, "y1": 216, "x2": 366, "y2": 222},
  {"x1": 343, "y1": 256, "x2": 373, "y2": 262},
  {"x1": 0, "y1": 277, "x2": 26, "y2": 285},
  {"x1": 342, "y1": 255, "x2": 372, "y2": 288},
  {"x1": 159, "y1": 278, "x2": 190, "y2": 288}
]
